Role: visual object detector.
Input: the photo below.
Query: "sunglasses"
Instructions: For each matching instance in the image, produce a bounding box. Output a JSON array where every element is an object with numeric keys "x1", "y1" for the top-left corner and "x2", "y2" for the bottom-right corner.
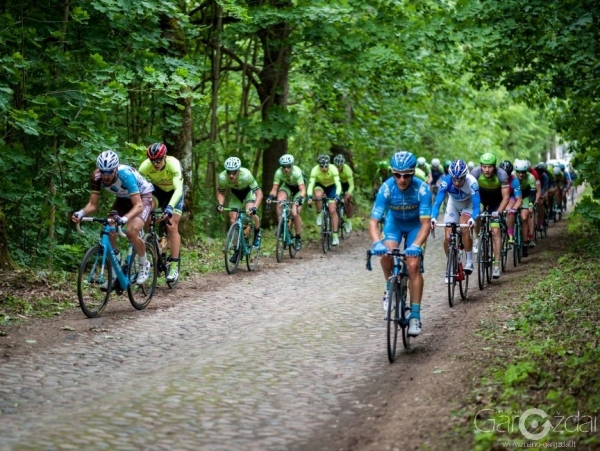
[
  {"x1": 99, "y1": 169, "x2": 115, "y2": 175},
  {"x1": 451, "y1": 177, "x2": 466, "y2": 183},
  {"x1": 320, "y1": 163, "x2": 329, "y2": 169},
  {"x1": 281, "y1": 165, "x2": 292, "y2": 169},
  {"x1": 516, "y1": 171, "x2": 527, "y2": 174},
  {"x1": 393, "y1": 172, "x2": 414, "y2": 179},
  {"x1": 151, "y1": 157, "x2": 164, "y2": 165},
  {"x1": 227, "y1": 170, "x2": 239, "y2": 175}
]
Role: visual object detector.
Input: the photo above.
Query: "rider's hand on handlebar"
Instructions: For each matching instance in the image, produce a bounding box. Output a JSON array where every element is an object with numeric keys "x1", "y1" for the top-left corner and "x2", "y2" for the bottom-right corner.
[
  {"x1": 430, "y1": 218, "x2": 437, "y2": 229},
  {"x1": 217, "y1": 204, "x2": 224, "y2": 213},
  {"x1": 248, "y1": 206, "x2": 257, "y2": 216},
  {"x1": 72, "y1": 210, "x2": 85, "y2": 223},
  {"x1": 164, "y1": 205, "x2": 173, "y2": 218},
  {"x1": 266, "y1": 194, "x2": 276, "y2": 204},
  {"x1": 372, "y1": 240, "x2": 387, "y2": 255},
  {"x1": 405, "y1": 243, "x2": 423, "y2": 257},
  {"x1": 491, "y1": 210, "x2": 500, "y2": 219},
  {"x1": 467, "y1": 217, "x2": 476, "y2": 228},
  {"x1": 115, "y1": 215, "x2": 129, "y2": 226},
  {"x1": 306, "y1": 196, "x2": 313, "y2": 205},
  {"x1": 295, "y1": 195, "x2": 303, "y2": 205}
]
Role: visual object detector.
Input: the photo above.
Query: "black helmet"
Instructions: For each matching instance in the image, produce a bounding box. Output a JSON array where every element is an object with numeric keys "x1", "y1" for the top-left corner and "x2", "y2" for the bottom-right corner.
[{"x1": 499, "y1": 160, "x2": 513, "y2": 175}]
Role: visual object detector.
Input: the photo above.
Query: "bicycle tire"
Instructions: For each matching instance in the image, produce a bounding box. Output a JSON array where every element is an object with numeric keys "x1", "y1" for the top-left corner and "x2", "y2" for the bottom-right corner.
[
  {"x1": 477, "y1": 234, "x2": 486, "y2": 290},
  {"x1": 77, "y1": 245, "x2": 112, "y2": 318},
  {"x1": 246, "y1": 234, "x2": 260, "y2": 271},
  {"x1": 387, "y1": 276, "x2": 400, "y2": 363},
  {"x1": 128, "y1": 241, "x2": 157, "y2": 310},
  {"x1": 459, "y1": 251, "x2": 469, "y2": 300},
  {"x1": 288, "y1": 218, "x2": 297, "y2": 259},
  {"x1": 400, "y1": 276, "x2": 411, "y2": 350},
  {"x1": 447, "y1": 246, "x2": 456, "y2": 307},
  {"x1": 327, "y1": 213, "x2": 333, "y2": 250},
  {"x1": 339, "y1": 205, "x2": 346, "y2": 240},
  {"x1": 321, "y1": 210, "x2": 329, "y2": 254},
  {"x1": 224, "y1": 222, "x2": 242, "y2": 274},
  {"x1": 501, "y1": 228, "x2": 508, "y2": 272},
  {"x1": 485, "y1": 235, "x2": 492, "y2": 284},
  {"x1": 275, "y1": 217, "x2": 285, "y2": 263}
]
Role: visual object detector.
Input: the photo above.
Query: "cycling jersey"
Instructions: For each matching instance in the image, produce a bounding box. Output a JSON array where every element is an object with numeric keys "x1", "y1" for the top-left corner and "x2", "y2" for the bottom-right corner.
[
  {"x1": 507, "y1": 174, "x2": 523, "y2": 199},
  {"x1": 371, "y1": 177, "x2": 431, "y2": 222},
  {"x1": 91, "y1": 165, "x2": 154, "y2": 198},
  {"x1": 417, "y1": 163, "x2": 431, "y2": 176},
  {"x1": 138, "y1": 156, "x2": 184, "y2": 209},
  {"x1": 307, "y1": 164, "x2": 342, "y2": 196},
  {"x1": 432, "y1": 174, "x2": 481, "y2": 219},
  {"x1": 218, "y1": 167, "x2": 259, "y2": 203},
  {"x1": 430, "y1": 167, "x2": 444, "y2": 184},
  {"x1": 337, "y1": 164, "x2": 355, "y2": 195},
  {"x1": 518, "y1": 172, "x2": 537, "y2": 200},
  {"x1": 470, "y1": 166, "x2": 509, "y2": 210},
  {"x1": 273, "y1": 165, "x2": 304, "y2": 187}
]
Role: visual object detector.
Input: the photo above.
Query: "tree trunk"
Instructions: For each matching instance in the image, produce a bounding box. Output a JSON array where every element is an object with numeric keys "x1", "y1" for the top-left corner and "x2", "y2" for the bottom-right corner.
[{"x1": 0, "y1": 207, "x2": 16, "y2": 270}]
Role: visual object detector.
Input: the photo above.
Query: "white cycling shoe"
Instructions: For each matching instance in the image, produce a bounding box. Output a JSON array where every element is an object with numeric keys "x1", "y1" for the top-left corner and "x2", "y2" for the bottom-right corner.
[
  {"x1": 382, "y1": 291, "x2": 389, "y2": 312},
  {"x1": 408, "y1": 318, "x2": 422, "y2": 336},
  {"x1": 136, "y1": 261, "x2": 151, "y2": 285},
  {"x1": 464, "y1": 261, "x2": 474, "y2": 274}
]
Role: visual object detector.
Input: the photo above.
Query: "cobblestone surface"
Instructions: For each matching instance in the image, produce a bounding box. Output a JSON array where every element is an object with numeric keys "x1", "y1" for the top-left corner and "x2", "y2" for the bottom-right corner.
[{"x1": 0, "y1": 230, "x2": 457, "y2": 451}]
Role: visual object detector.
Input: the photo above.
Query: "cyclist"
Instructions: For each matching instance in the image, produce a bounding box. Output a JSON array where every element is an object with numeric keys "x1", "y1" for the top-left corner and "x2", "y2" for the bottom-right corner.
[
  {"x1": 307, "y1": 154, "x2": 343, "y2": 246},
  {"x1": 217, "y1": 157, "x2": 263, "y2": 256},
  {"x1": 266, "y1": 154, "x2": 306, "y2": 251},
  {"x1": 369, "y1": 151, "x2": 432, "y2": 336},
  {"x1": 514, "y1": 159, "x2": 541, "y2": 257},
  {"x1": 498, "y1": 160, "x2": 523, "y2": 245},
  {"x1": 429, "y1": 158, "x2": 444, "y2": 198},
  {"x1": 373, "y1": 160, "x2": 391, "y2": 197},
  {"x1": 139, "y1": 143, "x2": 184, "y2": 283},
  {"x1": 467, "y1": 161, "x2": 475, "y2": 172},
  {"x1": 443, "y1": 159, "x2": 452, "y2": 175},
  {"x1": 559, "y1": 163, "x2": 572, "y2": 211},
  {"x1": 550, "y1": 164, "x2": 565, "y2": 213},
  {"x1": 470, "y1": 152, "x2": 510, "y2": 279},
  {"x1": 333, "y1": 154, "x2": 355, "y2": 233},
  {"x1": 72, "y1": 150, "x2": 154, "y2": 285},
  {"x1": 430, "y1": 159, "x2": 480, "y2": 276},
  {"x1": 535, "y1": 162, "x2": 549, "y2": 231},
  {"x1": 417, "y1": 157, "x2": 432, "y2": 184}
]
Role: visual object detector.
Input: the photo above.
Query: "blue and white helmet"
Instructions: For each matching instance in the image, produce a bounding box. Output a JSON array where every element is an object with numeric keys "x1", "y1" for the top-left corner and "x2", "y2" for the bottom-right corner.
[
  {"x1": 390, "y1": 151, "x2": 417, "y2": 172},
  {"x1": 224, "y1": 157, "x2": 242, "y2": 171},
  {"x1": 96, "y1": 150, "x2": 119, "y2": 172},
  {"x1": 279, "y1": 154, "x2": 294, "y2": 165},
  {"x1": 449, "y1": 159, "x2": 468, "y2": 179}
]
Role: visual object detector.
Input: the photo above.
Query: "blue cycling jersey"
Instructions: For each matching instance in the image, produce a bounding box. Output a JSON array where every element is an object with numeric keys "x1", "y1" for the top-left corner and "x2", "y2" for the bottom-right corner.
[
  {"x1": 371, "y1": 176, "x2": 431, "y2": 222},
  {"x1": 432, "y1": 174, "x2": 481, "y2": 219}
]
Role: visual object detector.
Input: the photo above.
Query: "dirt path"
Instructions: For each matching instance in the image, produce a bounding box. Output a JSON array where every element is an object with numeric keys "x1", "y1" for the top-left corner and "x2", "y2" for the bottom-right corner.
[{"x1": 0, "y1": 211, "x2": 572, "y2": 450}]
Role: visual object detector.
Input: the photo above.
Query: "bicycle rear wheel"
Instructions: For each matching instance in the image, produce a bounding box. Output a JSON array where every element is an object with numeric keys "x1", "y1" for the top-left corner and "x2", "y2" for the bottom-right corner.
[
  {"x1": 447, "y1": 246, "x2": 456, "y2": 307},
  {"x1": 484, "y1": 236, "x2": 492, "y2": 284},
  {"x1": 400, "y1": 277, "x2": 411, "y2": 350},
  {"x1": 128, "y1": 242, "x2": 157, "y2": 310},
  {"x1": 339, "y1": 205, "x2": 346, "y2": 240},
  {"x1": 326, "y1": 213, "x2": 333, "y2": 250},
  {"x1": 321, "y1": 211, "x2": 329, "y2": 254},
  {"x1": 477, "y1": 234, "x2": 486, "y2": 290},
  {"x1": 288, "y1": 218, "x2": 297, "y2": 259},
  {"x1": 246, "y1": 235, "x2": 261, "y2": 271},
  {"x1": 459, "y1": 253, "x2": 469, "y2": 300},
  {"x1": 387, "y1": 276, "x2": 400, "y2": 363},
  {"x1": 78, "y1": 245, "x2": 112, "y2": 318},
  {"x1": 224, "y1": 223, "x2": 242, "y2": 274},
  {"x1": 501, "y1": 228, "x2": 508, "y2": 272},
  {"x1": 275, "y1": 217, "x2": 286, "y2": 263}
]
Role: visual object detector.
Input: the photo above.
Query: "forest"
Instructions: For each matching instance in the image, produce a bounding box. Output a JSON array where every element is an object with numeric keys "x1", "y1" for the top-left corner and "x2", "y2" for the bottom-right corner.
[{"x1": 0, "y1": 0, "x2": 598, "y2": 271}]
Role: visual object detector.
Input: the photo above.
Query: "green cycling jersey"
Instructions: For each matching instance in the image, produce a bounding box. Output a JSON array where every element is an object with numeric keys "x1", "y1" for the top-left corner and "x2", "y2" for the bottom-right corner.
[
  {"x1": 337, "y1": 164, "x2": 355, "y2": 194},
  {"x1": 273, "y1": 165, "x2": 304, "y2": 187},
  {"x1": 138, "y1": 155, "x2": 184, "y2": 208},
  {"x1": 307, "y1": 164, "x2": 342, "y2": 196}
]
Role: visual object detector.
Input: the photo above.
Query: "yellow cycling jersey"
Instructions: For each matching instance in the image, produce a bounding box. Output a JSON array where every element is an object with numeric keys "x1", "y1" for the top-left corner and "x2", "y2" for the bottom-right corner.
[
  {"x1": 307, "y1": 164, "x2": 342, "y2": 196},
  {"x1": 138, "y1": 156, "x2": 184, "y2": 208}
]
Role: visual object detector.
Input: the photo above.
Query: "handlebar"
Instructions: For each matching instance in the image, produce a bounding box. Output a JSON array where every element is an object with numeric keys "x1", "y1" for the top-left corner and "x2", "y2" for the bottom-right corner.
[
  {"x1": 366, "y1": 248, "x2": 405, "y2": 271},
  {"x1": 76, "y1": 217, "x2": 127, "y2": 238}
]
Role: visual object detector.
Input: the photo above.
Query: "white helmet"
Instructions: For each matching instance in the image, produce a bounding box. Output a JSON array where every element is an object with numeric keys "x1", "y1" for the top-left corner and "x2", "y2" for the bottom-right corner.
[
  {"x1": 514, "y1": 159, "x2": 528, "y2": 172},
  {"x1": 279, "y1": 154, "x2": 294, "y2": 165},
  {"x1": 333, "y1": 154, "x2": 346, "y2": 165},
  {"x1": 417, "y1": 157, "x2": 426, "y2": 166},
  {"x1": 224, "y1": 157, "x2": 241, "y2": 171},
  {"x1": 553, "y1": 166, "x2": 561, "y2": 175},
  {"x1": 97, "y1": 150, "x2": 119, "y2": 172},
  {"x1": 467, "y1": 161, "x2": 474, "y2": 170},
  {"x1": 431, "y1": 158, "x2": 440, "y2": 168}
]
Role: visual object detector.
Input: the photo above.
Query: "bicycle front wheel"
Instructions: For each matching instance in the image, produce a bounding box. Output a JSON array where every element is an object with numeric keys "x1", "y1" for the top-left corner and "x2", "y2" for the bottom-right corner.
[
  {"x1": 387, "y1": 276, "x2": 401, "y2": 363},
  {"x1": 275, "y1": 217, "x2": 286, "y2": 263},
  {"x1": 128, "y1": 242, "x2": 157, "y2": 310},
  {"x1": 477, "y1": 234, "x2": 486, "y2": 290},
  {"x1": 501, "y1": 229, "x2": 508, "y2": 272},
  {"x1": 224, "y1": 223, "x2": 242, "y2": 274},
  {"x1": 484, "y1": 236, "x2": 492, "y2": 284},
  {"x1": 77, "y1": 245, "x2": 112, "y2": 318},
  {"x1": 447, "y1": 246, "x2": 456, "y2": 307},
  {"x1": 339, "y1": 206, "x2": 346, "y2": 240},
  {"x1": 459, "y1": 254, "x2": 469, "y2": 300},
  {"x1": 246, "y1": 236, "x2": 260, "y2": 271},
  {"x1": 288, "y1": 218, "x2": 297, "y2": 259},
  {"x1": 321, "y1": 211, "x2": 329, "y2": 254}
]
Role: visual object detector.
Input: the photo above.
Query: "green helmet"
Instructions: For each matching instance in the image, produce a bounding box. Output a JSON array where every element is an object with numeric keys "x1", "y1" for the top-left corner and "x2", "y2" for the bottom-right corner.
[
  {"x1": 377, "y1": 160, "x2": 389, "y2": 170},
  {"x1": 480, "y1": 152, "x2": 497, "y2": 165},
  {"x1": 444, "y1": 160, "x2": 451, "y2": 168}
]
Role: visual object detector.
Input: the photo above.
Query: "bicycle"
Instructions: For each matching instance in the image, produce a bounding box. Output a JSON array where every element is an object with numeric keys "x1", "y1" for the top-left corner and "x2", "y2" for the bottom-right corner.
[
  {"x1": 310, "y1": 197, "x2": 333, "y2": 254},
  {"x1": 76, "y1": 216, "x2": 157, "y2": 318},
  {"x1": 222, "y1": 208, "x2": 261, "y2": 274},
  {"x1": 438, "y1": 222, "x2": 471, "y2": 307},
  {"x1": 267, "y1": 200, "x2": 299, "y2": 263},
  {"x1": 337, "y1": 198, "x2": 348, "y2": 240},
  {"x1": 513, "y1": 211, "x2": 523, "y2": 267},
  {"x1": 144, "y1": 209, "x2": 181, "y2": 288},
  {"x1": 500, "y1": 213, "x2": 510, "y2": 272},
  {"x1": 366, "y1": 248, "x2": 415, "y2": 363},
  {"x1": 476, "y1": 211, "x2": 493, "y2": 290}
]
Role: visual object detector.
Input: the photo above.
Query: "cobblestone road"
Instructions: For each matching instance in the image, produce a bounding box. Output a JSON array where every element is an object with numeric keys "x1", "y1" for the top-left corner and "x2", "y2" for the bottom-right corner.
[{"x1": 0, "y1": 230, "x2": 458, "y2": 451}]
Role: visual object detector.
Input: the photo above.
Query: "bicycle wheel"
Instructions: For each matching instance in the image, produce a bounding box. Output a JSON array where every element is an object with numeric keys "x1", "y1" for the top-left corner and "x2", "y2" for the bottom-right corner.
[
  {"x1": 477, "y1": 234, "x2": 486, "y2": 290},
  {"x1": 387, "y1": 276, "x2": 400, "y2": 363},
  {"x1": 128, "y1": 242, "x2": 157, "y2": 310},
  {"x1": 224, "y1": 222, "x2": 242, "y2": 274},
  {"x1": 501, "y1": 228, "x2": 508, "y2": 272},
  {"x1": 287, "y1": 218, "x2": 297, "y2": 259},
  {"x1": 246, "y1": 234, "x2": 261, "y2": 271},
  {"x1": 77, "y1": 245, "x2": 112, "y2": 318},
  {"x1": 326, "y1": 213, "x2": 333, "y2": 250},
  {"x1": 447, "y1": 246, "x2": 456, "y2": 307},
  {"x1": 275, "y1": 216, "x2": 286, "y2": 263},
  {"x1": 339, "y1": 205, "x2": 346, "y2": 240},
  {"x1": 321, "y1": 211, "x2": 329, "y2": 254},
  {"x1": 400, "y1": 277, "x2": 411, "y2": 350},
  {"x1": 484, "y1": 236, "x2": 492, "y2": 284},
  {"x1": 459, "y1": 251, "x2": 469, "y2": 300}
]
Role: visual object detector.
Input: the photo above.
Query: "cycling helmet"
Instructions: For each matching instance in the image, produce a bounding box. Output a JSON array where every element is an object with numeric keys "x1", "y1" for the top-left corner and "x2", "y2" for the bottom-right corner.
[
  {"x1": 224, "y1": 156, "x2": 242, "y2": 171},
  {"x1": 317, "y1": 154, "x2": 330, "y2": 165},
  {"x1": 553, "y1": 166, "x2": 561, "y2": 175},
  {"x1": 417, "y1": 156, "x2": 426, "y2": 166},
  {"x1": 377, "y1": 160, "x2": 389, "y2": 170},
  {"x1": 390, "y1": 151, "x2": 417, "y2": 172},
  {"x1": 279, "y1": 154, "x2": 294, "y2": 165},
  {"x1": 480, "y1": 152, "x2": 497, "y2": 165},
  {"x1": 514, "y1": 159, "x2": 528, "y2": 172},
  {"x1": 499, "y1": 160, "x2": 513, "y2": 175},
  {"x1": 147, "y1": 143, "x2": 167, "y2": 160},
  {"x1": 333, "y1": 154, "x2": 346, "y2": 165},
  {"x1": 431, "y1": 158, "x2": 440, "y2": 168},
  {"x1": 536, "y1": 162, "x2": 546, "y2": 172},
  {"x1": 524, "y1": 160, "x2": 531, "y2": 170},
  {"x1": 449, "y1": 160, "x2": 468, "y2": 179},
  {"x1": 559, "y1": 163, "x2": 565, "y2": 171},
  {"x1": 444, "y1": 160, "x2": 452, "y2": 168},
  {"x1": 97, "y1": 150, "x2": 119, "y2": 172},
  {"x1": 467, "y1": 161, "x2": 474, "y2": 170}
]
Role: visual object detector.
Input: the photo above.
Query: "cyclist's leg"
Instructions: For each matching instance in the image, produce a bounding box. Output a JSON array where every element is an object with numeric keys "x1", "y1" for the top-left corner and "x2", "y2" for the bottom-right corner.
[
  {"x1": 326, "y1": 185, "x2": 339, "y2": 233},
  {"x1": 404, "y1": 224, "x2": 424, "y2": 335},
  {"x1": 520, "y1": 204, "x2": 530, "y2": 256},
  {"x1": 344, "y1": 193, "x2": 353, "y2": 218},
  {"x1": 243, "y1": 191, "x2": 261, "y2": 245},
  {"x1": 291, "y1": 191, "x2": 303, "y2": 236},
  {"x1": 314, "y1": 186, "x2": 325, "y2": 213},
  {"x1": 442, "y1": 199, "x2": 462, "y2": 257},
  {"x1": 505, "y1": 198, "x2": 517, "y2": 242},
  {"x1": 276, "y1": 186, "x2": 290, "y2": 222}
]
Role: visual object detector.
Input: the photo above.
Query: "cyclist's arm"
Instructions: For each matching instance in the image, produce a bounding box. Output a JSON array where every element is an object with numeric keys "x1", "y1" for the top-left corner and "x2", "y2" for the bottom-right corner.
[
  {"x1": 269, "y1": 184, "x2": 279, "y2": 197},
  {"x1": 307, "y1": 167, "x2": 318, "y2": 196},
  {"x1": 431, "y1": 181, "x2": 447, "y2": 218},
  {"x1": 252, "y1": 187, "x2": 263, "y2": 209},
  {"x1": 299, "y1": 181, "x2": 307, "y2": 198},
  {"x1": 77, "y1": 192, "x2": 101, "y2": 219},
  {"x1": 347, "y1": 169, "x2": 355, "y2": 195},
  {"x1": 498, "y1": 185, "x2": 510, "y2": 213},
  {"x1": 167, "y1": 161, "x2": 184, "y2": 209},
  {"x1": 534, "y1": 180, "x2": 542, "y2": 204}
]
